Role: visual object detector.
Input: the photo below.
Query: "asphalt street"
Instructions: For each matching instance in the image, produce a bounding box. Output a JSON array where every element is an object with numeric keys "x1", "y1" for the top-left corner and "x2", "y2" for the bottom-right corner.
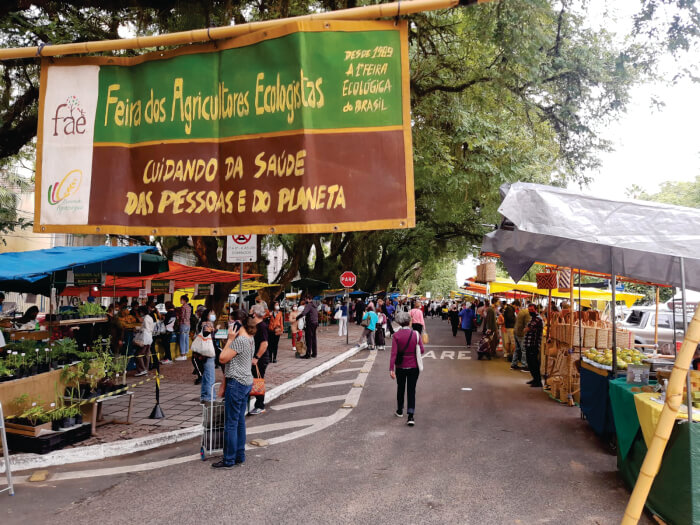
[{"x1": 2, "y1": 317, "x2": 651, "y2": 524}]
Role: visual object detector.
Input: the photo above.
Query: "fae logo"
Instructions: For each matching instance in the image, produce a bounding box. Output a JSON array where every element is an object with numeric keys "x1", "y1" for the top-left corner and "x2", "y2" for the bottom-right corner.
[
  {"x1": 52, "y1": 95, "x2": 87, "y2": 136},
  {"x1": 48, "y1": 169, "x2": 82, "y2": 205}
]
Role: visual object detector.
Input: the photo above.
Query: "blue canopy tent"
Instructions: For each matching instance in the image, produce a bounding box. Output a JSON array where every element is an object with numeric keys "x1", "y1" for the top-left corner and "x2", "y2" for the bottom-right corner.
[
  {"x1": 0, "y1": 246, "x2": 164, "y2": 296},
  {"x1": 349, "y1": 290, "x2": 370, "y2": 297}
]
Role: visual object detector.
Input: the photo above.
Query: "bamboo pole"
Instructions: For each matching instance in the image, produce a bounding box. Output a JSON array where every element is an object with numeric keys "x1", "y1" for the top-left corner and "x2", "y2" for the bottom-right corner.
[
  {"x1": 621, "y1": 301, "x2": 700, "y2": 524},
  {"x1": 0, "y1": 0, "x2": 493, "y2": 61}
]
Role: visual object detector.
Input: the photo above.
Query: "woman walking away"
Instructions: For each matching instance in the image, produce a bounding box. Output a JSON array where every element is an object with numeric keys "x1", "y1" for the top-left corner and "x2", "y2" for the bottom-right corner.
[
  {"x1": 459, "y1": 303, "x2": 476, "y2": 346},
  {"x1": 390, "y1": 311, "x2": 425, "y2": 426},
  {"x1": 213, "y1": 309, "x2": 256, "y2": 469},
  {"x1": 358, "y1": 303, "x2": 378, "y2": 349},
  {"x1": 409, "y1": 300, "x2": 425, "y2": 334},
  {"x1": 268, "y1": 301, "x2": 284, "y2": 363}
]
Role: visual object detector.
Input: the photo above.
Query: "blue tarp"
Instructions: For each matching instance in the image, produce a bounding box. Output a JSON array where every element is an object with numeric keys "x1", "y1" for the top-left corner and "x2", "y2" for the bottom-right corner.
[
  {"x1": 349, "y1": 290, "x2": 370, "y2": 297},
  {"x1": 0, "y1": 246, "x2": 157, "y2": 295}
]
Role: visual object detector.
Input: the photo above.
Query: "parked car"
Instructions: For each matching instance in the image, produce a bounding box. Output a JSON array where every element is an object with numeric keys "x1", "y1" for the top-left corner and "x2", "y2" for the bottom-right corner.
[{"x1": 621, "y1": 306, "x2": 691, "y2": 355}]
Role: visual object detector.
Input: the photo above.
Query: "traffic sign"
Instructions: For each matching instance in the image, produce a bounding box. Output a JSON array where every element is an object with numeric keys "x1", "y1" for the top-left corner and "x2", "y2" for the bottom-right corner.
[
  {"x1": 340, "y1": 271, "x2": 357, "y2": 288},
  {"x1": 226, "y1": 234, "x2": 257, "y2": 263}
]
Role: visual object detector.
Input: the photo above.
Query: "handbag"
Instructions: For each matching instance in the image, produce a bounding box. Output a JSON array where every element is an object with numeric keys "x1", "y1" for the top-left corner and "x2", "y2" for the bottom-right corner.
[
  {"x1": 251, "y1": 365, "x2": 265, "y2": 396},
  {"x1": 414, "y1": 331, "x2": 424, "y2": 372},
  {"x1": 422, "y1": 331, "x2": 429, "y2": 344},
  {"x1": 153, "y1": 320, "x2": 166, "y2": 336},
  {"x1": 361, "y1": 315, "x2": 370, "y2": 327},
  {"x1": 334, "y1": 310, "x2": 342, "y2": 320},
  {"x1": 191, "y1": 333, "x2": 215, "y2": 358}
]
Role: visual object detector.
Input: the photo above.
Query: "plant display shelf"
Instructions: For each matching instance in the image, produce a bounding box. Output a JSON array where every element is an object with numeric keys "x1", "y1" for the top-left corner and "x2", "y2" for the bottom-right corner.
[
  {"x1": 64, "y1": 390, "x2": 134, "y2": 436},
  {"x1": 56, "y1": 317, "x2": 108, "y2": 326}
]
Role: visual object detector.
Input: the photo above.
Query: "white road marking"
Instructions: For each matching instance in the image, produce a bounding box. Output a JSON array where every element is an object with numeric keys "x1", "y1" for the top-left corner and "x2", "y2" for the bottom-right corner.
[
  {"x1": 270, "y1": 395, "x2": 348, "y2": 411},
  {"x1": 461, "y1": 388, "x2": 473, "y2": 391},
  {"x1": 423, "y1": 350, "x2": 472, "y2": 360},
  {"x1": 247, "y1": 417, "x2": 325, "y2": 434},
  {"x1": 307, "y1": 379, "x2": 356, "y2": 389},
  {"x1": 333, "y1": 367, "x2": 363, "y2": 374},
  {"x1": 9, "y1": 347, "x2": 379, "y2": 483},
  {"x1": 11, "y1": 454, "x2": 202, "y2": 483},
  {"x1": 424, "y1": 345, "x2": 472, "y2": 348},
  {"x1": 266, "y1": 357, "x2": 377, "y2": 446}
]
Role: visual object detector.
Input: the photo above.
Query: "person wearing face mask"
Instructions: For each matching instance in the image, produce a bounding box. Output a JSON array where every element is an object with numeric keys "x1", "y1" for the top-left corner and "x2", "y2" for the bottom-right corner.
[
  {"x1": 268, "y1": 301, "x2": 284, "y2": 363},
  {"x1": 196, "y1": 308, "x2": 219, "y2": 402}
]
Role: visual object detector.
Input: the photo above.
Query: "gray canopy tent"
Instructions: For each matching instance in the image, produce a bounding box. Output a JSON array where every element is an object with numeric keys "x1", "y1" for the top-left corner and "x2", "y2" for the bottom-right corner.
[{"x1": 482, "y1": 182, "x2": 700, "y2": 522}]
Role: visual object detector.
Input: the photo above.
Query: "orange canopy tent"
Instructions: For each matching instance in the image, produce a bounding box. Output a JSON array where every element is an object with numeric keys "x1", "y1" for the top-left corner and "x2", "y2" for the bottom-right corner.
[{"x1": 61, "y1": 261, "x2": 260, "y2": 298}]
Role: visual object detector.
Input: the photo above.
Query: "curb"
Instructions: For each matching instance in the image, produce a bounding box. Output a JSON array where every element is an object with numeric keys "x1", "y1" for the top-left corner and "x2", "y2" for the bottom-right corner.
[{"x1": 1, "y1": 345, "x2": 363, "y2": 474}]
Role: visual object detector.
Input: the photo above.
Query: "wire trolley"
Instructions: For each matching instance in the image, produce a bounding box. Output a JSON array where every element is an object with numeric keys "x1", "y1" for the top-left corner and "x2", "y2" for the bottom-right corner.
[{"x1": 200, "y1": 381, "x2": 225, "y2": 460}]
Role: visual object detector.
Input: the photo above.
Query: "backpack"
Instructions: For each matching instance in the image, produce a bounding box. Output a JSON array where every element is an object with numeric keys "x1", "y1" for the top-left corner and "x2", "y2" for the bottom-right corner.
[{"x1": 503, "y1": 305, "x2": 516, "y2": 327}]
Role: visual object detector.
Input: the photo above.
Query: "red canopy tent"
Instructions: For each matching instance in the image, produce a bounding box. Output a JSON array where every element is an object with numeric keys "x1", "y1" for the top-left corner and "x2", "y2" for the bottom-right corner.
[{"x1": 61, "y1": 261, "x2": 260, "y2": 298}]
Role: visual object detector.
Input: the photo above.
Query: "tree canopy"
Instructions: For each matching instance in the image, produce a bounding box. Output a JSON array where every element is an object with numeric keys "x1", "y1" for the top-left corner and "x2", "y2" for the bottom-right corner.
[{"x1": 0, "y1": 0, "x2": 667, "y2": 299}]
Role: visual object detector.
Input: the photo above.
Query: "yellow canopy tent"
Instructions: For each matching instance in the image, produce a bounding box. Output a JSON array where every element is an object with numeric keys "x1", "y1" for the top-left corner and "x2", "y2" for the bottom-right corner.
[{"x1": 487, "y1": 278, "x2": 644, "y2": 307}]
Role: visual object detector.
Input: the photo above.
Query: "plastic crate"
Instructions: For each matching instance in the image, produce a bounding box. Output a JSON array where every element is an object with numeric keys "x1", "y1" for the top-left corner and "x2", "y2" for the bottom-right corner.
[{"x1": 6, "y1": 423, "x2": 91, "y2": 454}]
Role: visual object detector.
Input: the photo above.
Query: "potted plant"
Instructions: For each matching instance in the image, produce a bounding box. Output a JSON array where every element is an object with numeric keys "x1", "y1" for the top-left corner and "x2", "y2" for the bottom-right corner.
[{"x1": 6, "y1": 396, "x2": 53, "y2": 437}]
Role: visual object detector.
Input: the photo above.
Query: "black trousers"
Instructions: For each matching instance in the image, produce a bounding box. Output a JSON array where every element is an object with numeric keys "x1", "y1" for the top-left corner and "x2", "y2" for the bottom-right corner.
[
  {"x1": 269, "y1": 333, "x2": 280, "y2": 362},
  {"x1": 451, "y1": 322, "x2": 459, "y2": 337},
  {"x1": 251, "y1": 360, "x2": 268, "y2": 409},
  {"x1": 386, "y1": 319, "x2": 395, "y2": 336},
  {"x1": 463, "y1": 328, "x2": 473, "y2": 346},
  {"x1": 411, "y1": 323, "x2": 423, "y2": 334},
  {"x1": 304, "y1": 324, "x2": 318, "y2": 357},
  {"x1": 396, "y1": 367, "x2": 420, "y2": 414},
  {"x1": 526, "y1": 347, "x2": 542, "y2": 386}
]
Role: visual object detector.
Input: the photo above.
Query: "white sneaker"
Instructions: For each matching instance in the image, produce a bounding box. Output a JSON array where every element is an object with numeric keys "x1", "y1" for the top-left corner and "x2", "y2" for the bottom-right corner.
[
  {"x1": 161, "y1": 359, "x2": 173, "y2": 364},
  {"x1": 175, "y1": 356, "x2": 187, "y2": 361},
  {"x1": 134, "y1": 370, "x2": 148, "y2": 377}
]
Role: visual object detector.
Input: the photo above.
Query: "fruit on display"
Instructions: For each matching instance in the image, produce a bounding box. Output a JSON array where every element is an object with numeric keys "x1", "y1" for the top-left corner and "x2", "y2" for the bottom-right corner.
[{"x1": 583, "y1": 347, "x2": 647, "y2": 370}]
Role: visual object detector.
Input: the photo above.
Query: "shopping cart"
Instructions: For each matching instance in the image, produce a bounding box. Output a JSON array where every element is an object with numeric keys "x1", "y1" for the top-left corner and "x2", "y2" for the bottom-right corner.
[
  {"x1": 0, "y1": 401, "x2": 14, "y2": 496},
  {"x1": 200, "y1": 382, "x2": 225, "y2": 460}
]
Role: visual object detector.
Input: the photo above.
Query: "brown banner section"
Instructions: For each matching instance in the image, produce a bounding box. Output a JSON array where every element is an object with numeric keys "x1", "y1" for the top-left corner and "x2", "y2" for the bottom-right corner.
[{"x1": 88, "y1": 130, "x2": 408, "y2": 233}]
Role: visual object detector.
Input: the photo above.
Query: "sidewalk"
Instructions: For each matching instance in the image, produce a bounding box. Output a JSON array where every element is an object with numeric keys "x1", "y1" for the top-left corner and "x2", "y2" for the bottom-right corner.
[{"x1": 68, "y1": 321, "x2": 365, "y2": 447}]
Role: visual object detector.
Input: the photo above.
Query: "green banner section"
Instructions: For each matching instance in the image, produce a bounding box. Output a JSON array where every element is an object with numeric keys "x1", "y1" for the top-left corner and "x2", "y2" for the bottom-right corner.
[{"x1": 94, "y1": 29, "x2": 402, "y2": 143}]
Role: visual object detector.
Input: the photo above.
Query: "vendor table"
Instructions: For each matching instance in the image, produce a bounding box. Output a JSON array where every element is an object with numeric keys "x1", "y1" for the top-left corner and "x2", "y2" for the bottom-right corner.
[
  {"x1": 8, "y1": 330, "x2": 50, "y2": 341},
  {"x1": 609, "y1": 378, "x2": 700, "y2": 524},
  {"x1": 56, "y1": 317, "x2": 108, "y2": 326},
  {"x1": 580, "y1": 361, "x2": 623, "y2": 441},
  {"x1": 65, "y1": 391, "x2": 134, "y2": 436}
]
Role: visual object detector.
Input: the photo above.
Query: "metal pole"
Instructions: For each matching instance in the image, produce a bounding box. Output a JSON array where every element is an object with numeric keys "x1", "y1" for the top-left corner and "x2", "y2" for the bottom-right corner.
[
  {"x1": 611, "y1": 249, "x2": 618, "y2": 376},
  {"x1": 346, "y1": 289, "x2": 349, "y2": 346},
  {"x1": 680, "y1": 257, "x2": 693, "y2": 422},
  {"x1": 672, "y1": 290, "x2": 677, "y2": 357},
  {"x1": 654, "y1": 286, "x2": 660, "y2": 345},
  {"x1": 578, "y1": 269, "x2": 583, "y2": 351},
  {"x1": 0, "y1": 401, "x2": 14, "y2": 496},
  {"x1": 239, "y1": 263, "x2": 244, "y2": 310}
]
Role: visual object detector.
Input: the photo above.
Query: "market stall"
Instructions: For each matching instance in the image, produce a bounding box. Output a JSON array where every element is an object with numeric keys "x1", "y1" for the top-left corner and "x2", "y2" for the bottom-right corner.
[
  {"x1": 0, "y1": 246, "x2": 165, "y2": 453},
  {"x1": 609, "y1": 377, "x2": 700, "y2": 524},
  {"x1": 482, "y1": 182, "x2": 700, "y2": 523}
]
